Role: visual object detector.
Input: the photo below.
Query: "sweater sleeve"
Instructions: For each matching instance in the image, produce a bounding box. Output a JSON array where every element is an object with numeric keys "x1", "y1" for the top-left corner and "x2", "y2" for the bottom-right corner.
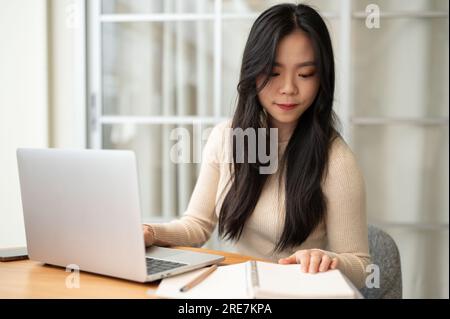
[
  {"x1": 321, "y1": 138, "x2": 372, "y2": 289},
  {"x1": 144, "y1": 122, "x2": 226, "y2": 247}
]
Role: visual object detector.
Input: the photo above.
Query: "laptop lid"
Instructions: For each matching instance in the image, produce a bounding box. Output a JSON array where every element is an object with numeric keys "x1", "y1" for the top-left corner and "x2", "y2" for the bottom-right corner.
[{"x1": 17, "y1": 148, "x2": 148, "y2": 282}]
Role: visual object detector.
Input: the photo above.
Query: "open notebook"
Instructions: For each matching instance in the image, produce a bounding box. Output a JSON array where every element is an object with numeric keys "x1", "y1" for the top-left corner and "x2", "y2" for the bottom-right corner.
[{"x1": 155, "y1": 261, "x2": 361, "y2": 299}]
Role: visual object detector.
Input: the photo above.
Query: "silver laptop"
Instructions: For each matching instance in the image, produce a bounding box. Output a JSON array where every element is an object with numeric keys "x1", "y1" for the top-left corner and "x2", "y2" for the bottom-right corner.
[{"x1": 16, "y1": 148, "x2": 224, "y2": 282}]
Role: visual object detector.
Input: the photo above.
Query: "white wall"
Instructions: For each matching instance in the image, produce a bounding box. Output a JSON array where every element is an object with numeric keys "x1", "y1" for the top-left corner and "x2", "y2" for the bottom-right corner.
[
  {"x1": 0, "y1": 0, "x2": 48, "y2": 248},
  {"x1": 0, "y1": 0, "x2": 86, "y2": 248},
  {"x1": 49, "y1": 0, "x2": 86, "y2": 148}
]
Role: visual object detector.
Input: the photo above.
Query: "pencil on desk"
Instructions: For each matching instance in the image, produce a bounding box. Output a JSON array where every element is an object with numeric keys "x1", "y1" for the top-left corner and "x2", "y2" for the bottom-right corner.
[{"x1": 179, "y1": 264, "x2": 218, "y2": 292}]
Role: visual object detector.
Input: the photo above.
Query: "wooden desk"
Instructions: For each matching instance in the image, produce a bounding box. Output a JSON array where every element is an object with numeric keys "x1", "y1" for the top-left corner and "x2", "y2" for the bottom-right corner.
[{"x1": 0, "y1": 247, "x2": 264, "y2": 299}]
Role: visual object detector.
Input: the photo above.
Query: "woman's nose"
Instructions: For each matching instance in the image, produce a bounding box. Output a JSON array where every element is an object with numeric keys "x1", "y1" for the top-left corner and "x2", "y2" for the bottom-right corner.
[{"x1": 279, "y1": 76, "x2": 298, "y2": 95}]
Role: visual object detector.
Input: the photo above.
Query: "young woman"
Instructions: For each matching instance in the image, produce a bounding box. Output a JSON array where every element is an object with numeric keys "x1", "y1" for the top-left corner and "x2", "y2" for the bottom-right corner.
[{"x1": 143, "y1": 3, "x2": 371, "y2": 288}]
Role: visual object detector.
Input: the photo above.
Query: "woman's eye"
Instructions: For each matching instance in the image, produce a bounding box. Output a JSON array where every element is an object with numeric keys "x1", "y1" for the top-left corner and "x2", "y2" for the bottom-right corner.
[
  {"x1": 270, "y1": 72, "x2": 280, "y2": 77},
  {"x1": 299, "y1": 73, "x2": 315, "y2": 78}
]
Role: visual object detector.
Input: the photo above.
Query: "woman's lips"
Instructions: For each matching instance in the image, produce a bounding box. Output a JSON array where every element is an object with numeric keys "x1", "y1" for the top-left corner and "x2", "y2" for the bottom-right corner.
[{"x1": 275, "y1": 103, "x2": 298, "y2": 111}]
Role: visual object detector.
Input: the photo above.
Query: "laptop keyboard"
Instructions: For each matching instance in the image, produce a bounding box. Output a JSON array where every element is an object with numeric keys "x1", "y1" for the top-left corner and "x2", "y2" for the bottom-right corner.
[{"x1": 146, "y1": 257, "x2": 187, "y2": 275}]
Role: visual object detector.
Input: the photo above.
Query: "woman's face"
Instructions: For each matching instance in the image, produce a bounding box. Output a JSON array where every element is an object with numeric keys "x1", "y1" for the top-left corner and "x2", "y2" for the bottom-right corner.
[{"x1": 257, "y1": 30, "x2": 320, "y2": 130}]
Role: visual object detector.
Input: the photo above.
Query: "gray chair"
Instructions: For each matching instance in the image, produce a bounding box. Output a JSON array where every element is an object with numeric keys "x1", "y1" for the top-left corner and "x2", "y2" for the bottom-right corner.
[{"x1": 359, "y1": 225, "x2": 403, "y2": 299}]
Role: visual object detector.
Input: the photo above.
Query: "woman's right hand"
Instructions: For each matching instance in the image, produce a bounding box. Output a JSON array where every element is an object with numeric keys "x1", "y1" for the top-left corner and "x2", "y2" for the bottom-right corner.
[{"x1": 142, "y1": 224, "x2": 155, "y2": 247}]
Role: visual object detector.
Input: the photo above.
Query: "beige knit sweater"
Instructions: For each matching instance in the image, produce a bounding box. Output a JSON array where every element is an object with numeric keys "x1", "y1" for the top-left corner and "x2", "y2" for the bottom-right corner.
[{"x1": 145, "y1": 121, "x2": 371, "y2": 288}]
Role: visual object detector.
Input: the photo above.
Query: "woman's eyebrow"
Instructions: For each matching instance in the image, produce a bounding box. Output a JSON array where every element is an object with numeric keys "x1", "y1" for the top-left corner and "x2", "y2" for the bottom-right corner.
[{"x1": 274, "y1": 61, "x2": 316, "y2": 68}]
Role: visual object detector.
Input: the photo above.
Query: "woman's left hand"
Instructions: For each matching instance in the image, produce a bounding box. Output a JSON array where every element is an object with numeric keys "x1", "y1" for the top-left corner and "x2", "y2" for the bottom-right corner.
[{"x1": 278, "y1": 249, "x2": 339, "y2": 273}]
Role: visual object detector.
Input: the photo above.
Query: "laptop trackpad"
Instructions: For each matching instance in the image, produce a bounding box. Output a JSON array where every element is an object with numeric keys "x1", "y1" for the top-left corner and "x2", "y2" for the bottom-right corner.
[
  {"x1": 146, "y1": 246, "x2": 199, "y2": 261},
  {"x1": 145, "y1": 246, "x2": 216, "y2": 264}
]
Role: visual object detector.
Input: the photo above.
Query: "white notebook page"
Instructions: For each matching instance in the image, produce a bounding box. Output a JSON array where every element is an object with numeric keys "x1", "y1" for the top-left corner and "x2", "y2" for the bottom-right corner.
[
  {"x1": 155, "y1": 263, "x2": 249, "y2": 299},
  {"x1": 255, "y1": 262, "x2": 357, "y2": 298}
]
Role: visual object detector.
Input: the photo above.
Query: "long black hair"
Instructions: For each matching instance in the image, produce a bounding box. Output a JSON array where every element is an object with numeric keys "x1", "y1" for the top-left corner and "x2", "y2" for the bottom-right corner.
[{"x1": 218, "y1": 3, "x2": 340, "y2": 252}]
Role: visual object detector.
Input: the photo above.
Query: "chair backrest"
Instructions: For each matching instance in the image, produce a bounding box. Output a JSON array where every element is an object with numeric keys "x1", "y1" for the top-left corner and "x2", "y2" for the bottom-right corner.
[{"x1": 359, "y1": 225, "x2": 403, "y2": 299}]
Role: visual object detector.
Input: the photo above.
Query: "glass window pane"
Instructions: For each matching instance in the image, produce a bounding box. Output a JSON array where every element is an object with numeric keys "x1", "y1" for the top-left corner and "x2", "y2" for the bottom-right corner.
[
  {"x1": 222, "y1": 0, "x2": 275, "y2": 14},
  {"x1": 102, "y1": 124, "x2": 215, "y2": 219},
  {"x1": 352, "y1": 0, "x2": 449, "y2": 12},
  {"x1": 221, "y1": 19, "x2": 254, "y2": 117},
  {"x1": 222, "y1": 0, "x2": 341, "y2": 14},
  {"x1": 102, "y1": 0, "x2": 214, "y2": 14},
  {"x1": 353, "y1": 125, "x2": 449, "y2": 224},
  {"x1": 352, "y1": 19, "x2": 448, "y2": 118},
  {"x1": 102, "y1": 21, "x2": 215, "y2": 116},
  {"x1": 382, "y1": 227, "x2": 449, "y2": 298}
]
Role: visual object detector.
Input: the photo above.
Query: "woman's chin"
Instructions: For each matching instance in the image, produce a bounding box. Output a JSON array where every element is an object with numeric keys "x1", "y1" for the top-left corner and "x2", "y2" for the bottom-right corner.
[{"x1": 269, "y1": 114, "x2": 301, "y2": 126}]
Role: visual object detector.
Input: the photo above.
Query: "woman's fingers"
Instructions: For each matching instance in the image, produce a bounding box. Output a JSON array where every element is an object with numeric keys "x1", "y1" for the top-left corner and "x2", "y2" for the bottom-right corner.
[
  {"x1": 330, "y1": 257, "x2": 339, "y2": 269},
  {"x1": 318, "y1": 254, "x2": 332, "y2": 272},
  {"x1": 308, "y1": 251, "x2": 322, "y2": 273},
  {"x1": 142, "y1": 224, "x2": 154, "y2": 247},
  {"x1": 278, "y1": 250, "x2": 337, "y2": 273},
  {"x1": 278, "y1": 254, "x2": 298, "y2": 264},
  {"x1": 299, "y1": 251, "x2": 310, "y2": 272}
]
